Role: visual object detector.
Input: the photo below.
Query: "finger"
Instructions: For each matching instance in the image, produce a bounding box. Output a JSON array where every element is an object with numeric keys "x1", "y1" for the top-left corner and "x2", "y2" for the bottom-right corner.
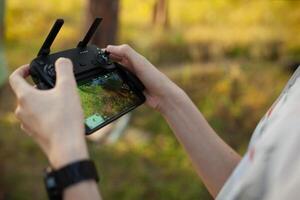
[
  {"x1": 106, "y1": 44, "x2": 135, "y2": 59},
  {"x1": 107, "y1": 44, "x2": 149, "y2": 74},
  {"x1": 14, "y1": 106, "x2": 22, "y2": 120},
  {"x1": 14, "y1": 108, "x2": 32, "y2": 136},
  {"x1": 9, "y1": 65, "x2": 33, "y2": 97},
  {"x1": 55, "y1": 58, "x2": 76, "y2": 88},
  {"x1": 102, "y1": 47, "x2": 123, "y2": 62},
  {"x1": 109, "y1": 53, "x2": 123, "y2": 62},
  {"x1": 14, "y1": 107, "x2": 29, "y2": 123},
  {"x1": 20, "y1": 123, "x2": 33, "y2": 137}
]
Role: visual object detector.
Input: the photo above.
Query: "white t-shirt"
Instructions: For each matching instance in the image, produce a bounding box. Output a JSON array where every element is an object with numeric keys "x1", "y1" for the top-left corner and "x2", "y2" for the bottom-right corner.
[{"x1": 216, "y1": 66, "x2": 300, "y2": 200}]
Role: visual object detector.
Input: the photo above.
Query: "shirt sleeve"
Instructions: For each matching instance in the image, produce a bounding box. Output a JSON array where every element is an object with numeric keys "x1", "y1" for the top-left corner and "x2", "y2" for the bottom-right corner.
[{"x1": 261, "y1": 76, "x2": 300, "y2": 199}]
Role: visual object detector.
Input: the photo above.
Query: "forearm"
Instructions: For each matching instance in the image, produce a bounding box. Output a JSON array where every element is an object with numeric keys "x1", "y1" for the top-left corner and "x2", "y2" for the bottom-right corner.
[
  {"x1": 10, "y1": 60, "x2": 102, "y2": 200},
  {"x1": 64, "y1": 180, "x2": 101, "y2": 200},
  {"x1": 160, "y1": 87, "x2": 241, "y2": 197}
]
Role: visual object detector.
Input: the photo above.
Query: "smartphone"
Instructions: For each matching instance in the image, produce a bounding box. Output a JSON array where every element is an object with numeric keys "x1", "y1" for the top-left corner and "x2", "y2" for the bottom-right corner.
[{"x1": 77, "y1": 69, "x2": 145, "y2": 134}]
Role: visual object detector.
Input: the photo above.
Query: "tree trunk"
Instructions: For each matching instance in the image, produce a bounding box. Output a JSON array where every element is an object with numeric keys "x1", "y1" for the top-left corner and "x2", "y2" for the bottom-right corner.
[
  {"x1": 87, "y1": 0, "x2": 119, "y2": 47},
  {"x1": 152, "y1": 0, "x2": 169, "y2": 29}
]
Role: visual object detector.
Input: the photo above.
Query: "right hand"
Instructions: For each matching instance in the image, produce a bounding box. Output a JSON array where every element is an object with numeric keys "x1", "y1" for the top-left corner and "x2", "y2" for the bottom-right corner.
[{"x1": 106, "y1": 44, "x2": 183, "y2": 112}]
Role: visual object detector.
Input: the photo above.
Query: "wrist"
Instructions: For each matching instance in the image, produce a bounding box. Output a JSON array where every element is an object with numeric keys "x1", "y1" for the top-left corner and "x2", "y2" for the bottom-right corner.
[
  {"x1": 158, "y1": 84, "x2": 187, "y2": 115},
  {"x1": 48, "y1": 135, "x2": 89, "y2": 169}
]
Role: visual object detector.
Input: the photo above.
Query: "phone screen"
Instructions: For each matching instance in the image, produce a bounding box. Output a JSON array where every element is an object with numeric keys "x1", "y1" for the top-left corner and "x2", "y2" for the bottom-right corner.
[{"x1": 78, "y1": 71, "x2": 142, "y2": 132}]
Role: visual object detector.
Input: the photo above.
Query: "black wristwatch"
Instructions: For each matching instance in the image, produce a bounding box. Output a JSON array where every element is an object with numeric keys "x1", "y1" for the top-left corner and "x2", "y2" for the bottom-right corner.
[{"x1": 44, "y1": 160, "x2": 99, "y2": 200}]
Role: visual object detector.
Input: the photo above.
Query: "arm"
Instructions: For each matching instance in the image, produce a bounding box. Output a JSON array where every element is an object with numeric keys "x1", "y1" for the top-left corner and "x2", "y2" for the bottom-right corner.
[
  {"x1": 9, "y1": 59, "x2": 101, "y2": 200},
  {"x1": 160, "y1": 88, "x2": 241, "y2": 197},
  {"x1": 107, "y1": 45, "x2": 241, "y2": 197}
]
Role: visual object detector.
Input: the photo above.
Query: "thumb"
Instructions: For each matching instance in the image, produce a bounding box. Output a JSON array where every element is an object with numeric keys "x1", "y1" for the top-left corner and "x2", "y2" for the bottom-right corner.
[{"x1": 55, "y1": 58, "x2": 76, "y2": 89}]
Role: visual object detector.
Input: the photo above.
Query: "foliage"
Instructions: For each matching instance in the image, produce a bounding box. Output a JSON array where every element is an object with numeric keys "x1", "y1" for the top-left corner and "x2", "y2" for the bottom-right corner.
[{"x1": 5, "y1": 0, "x2": 300, "y2": 67}]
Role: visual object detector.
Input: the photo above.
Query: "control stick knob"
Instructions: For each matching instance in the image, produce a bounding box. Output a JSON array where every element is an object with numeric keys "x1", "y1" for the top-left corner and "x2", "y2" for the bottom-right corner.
[{"x1": 96, "y1": 50, "x2": 114, "y2": 69}]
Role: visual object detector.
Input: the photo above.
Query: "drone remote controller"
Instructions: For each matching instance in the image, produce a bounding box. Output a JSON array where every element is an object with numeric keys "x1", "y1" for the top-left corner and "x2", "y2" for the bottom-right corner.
[
  {"x1": 29, "y1": 18, "x2": 146, "y2": 134},
  {"x1": 30, "y1": 18, "x2": 145, "y2": 90}
]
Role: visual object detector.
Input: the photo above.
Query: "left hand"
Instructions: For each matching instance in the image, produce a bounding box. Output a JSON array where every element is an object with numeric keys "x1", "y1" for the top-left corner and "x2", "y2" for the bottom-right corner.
[{"x1": 9, "y1": 58, "x2": 88, "y2": 168}]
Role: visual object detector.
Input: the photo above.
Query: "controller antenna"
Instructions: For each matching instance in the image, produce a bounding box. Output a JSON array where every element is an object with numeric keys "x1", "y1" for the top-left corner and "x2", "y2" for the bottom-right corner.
[
  {"x1": 37, "y1": 19, "x2": 64, "y2": 57},
  {"x1": 77, "y1": 18, "x2": 102, "y2": 48}
]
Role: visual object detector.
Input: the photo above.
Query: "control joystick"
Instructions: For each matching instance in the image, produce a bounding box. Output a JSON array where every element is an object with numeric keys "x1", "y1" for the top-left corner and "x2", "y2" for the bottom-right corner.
[
  {"x1": 96, "y1": 50, "x2": 113, "y2": 69},
  {"x1": 44, "y1": 64, "x2": 56, "y2": 78}
]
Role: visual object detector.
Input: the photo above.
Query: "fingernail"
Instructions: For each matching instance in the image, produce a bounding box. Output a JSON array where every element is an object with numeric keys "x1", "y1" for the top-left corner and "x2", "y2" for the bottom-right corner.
[{"x1": 56, "y1": 57, "x2": 72, "y2": 65}]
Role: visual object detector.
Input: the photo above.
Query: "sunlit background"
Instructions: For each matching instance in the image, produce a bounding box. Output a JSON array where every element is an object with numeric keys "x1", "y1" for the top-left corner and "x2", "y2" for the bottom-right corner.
[{"x1": 0, "y1": 0, "x2": 300, "y2": 199}]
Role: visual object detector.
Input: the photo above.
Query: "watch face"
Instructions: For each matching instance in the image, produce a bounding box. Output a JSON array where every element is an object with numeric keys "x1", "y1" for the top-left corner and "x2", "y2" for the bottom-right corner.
[
  {"x1": 44, "y1": 172, "x2": 62, "y2": 199},
  {"x1": 46, "y1": 176, "x2": 57, "y2": 188}
]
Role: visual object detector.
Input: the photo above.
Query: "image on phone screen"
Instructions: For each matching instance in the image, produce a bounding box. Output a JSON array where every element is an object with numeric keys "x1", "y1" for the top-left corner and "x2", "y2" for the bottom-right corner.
[{"x1": 78, "y1": 71, "x2": 142, "y2": 131}]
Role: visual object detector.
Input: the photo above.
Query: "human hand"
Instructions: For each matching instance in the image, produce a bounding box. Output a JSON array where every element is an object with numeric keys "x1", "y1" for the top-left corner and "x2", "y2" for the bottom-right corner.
[
  {"x1": 106, "y1": 44, "x2": 184, "y2": 113},
  {"x1": 9, "y1": 58, "x2": 88, "y2": 168}
]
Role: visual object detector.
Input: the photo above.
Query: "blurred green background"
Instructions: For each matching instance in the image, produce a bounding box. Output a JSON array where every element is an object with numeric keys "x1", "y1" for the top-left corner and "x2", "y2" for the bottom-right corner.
[{"x1": 0, "y1": 0, "x2": 300, "y2": 199}]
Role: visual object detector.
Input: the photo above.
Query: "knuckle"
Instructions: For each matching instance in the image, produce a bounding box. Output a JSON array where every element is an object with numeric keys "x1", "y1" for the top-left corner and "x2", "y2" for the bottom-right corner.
[
  {"x1": 20, "y1": 124, "x2": 25, "y2": 131},
  {"x1": 18, "y1": 93, "x2": 32, "y2": 106},
  {"x1": 121, "y1": 44, "x2": 131, "y2": 51},
  {"x1": 20, "y1": 124, "x2": 31, "y2": 135},
  {"x1": 18, "y1": 93, "x2": 26, "y2": 102},
  {"x1": 8, "y1": 74, "x2": 16, "y2": 85},
  {"x1": 14, "y1": 107, "x2": 22, "y2": 119},
  {"x1": 18, "y1": 92, "x2": 28, "y2": 102}
]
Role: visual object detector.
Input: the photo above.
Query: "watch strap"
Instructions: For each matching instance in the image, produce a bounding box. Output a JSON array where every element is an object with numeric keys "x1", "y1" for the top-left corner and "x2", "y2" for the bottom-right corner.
[{"x1": 44, "y1": 160, "x2": 99, "y2": 200}]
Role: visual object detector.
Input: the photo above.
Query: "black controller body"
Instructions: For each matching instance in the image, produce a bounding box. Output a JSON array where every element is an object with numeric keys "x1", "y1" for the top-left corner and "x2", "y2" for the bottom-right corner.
[
  {"x1": 30, "y1": 45, "x2": 145, "y2": 91},
  {"x1": 29, "y1": 18, "x2": 145, "y2": 135}
]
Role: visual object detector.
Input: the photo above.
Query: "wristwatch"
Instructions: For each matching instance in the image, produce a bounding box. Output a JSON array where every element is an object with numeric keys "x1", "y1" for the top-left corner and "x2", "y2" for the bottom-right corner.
[{"x1": 44, "y1": 160, "x2": 100, "y2": 200}]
